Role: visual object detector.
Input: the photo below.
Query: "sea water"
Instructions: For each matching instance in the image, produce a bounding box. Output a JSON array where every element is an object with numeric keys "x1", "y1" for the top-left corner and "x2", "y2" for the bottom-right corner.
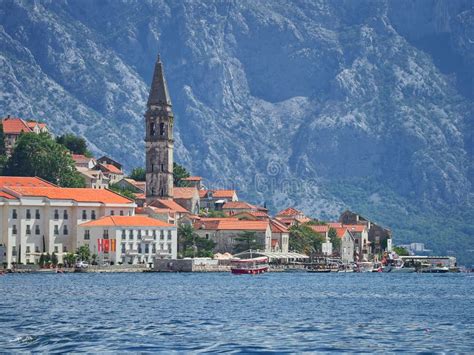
[{"x1": 0, "y1": 273, "x2": 473, "y2": 352}]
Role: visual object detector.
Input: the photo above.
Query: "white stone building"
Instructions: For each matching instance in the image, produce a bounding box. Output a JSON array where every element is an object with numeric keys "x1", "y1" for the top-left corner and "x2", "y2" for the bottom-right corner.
[
  {"x1": 0, "y1": 177, "x2": 136, "y2": 268},
  {"x1": 77, "y1": 215, "x2": 177, "y2": 265}
]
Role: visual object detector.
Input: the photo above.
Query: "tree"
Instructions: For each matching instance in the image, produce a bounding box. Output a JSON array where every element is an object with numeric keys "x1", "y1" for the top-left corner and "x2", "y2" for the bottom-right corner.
[
  {"x1": 109, "y1": 183, "x2": 137, "y2": 200},
  {"x1": 51, "y1": 252, "x2": 58, "y2": 267},
  {"x1": 129, "y1": 167, "x2": 145, "y2": 181},
  {"x1": 0, "y1": 123, "x2": 6, "y2": 156},
  {"x1": 234, "y1": 231, "x2": 263, "y2": 253},
  {"x1": 64, "y1": 253, "x2": 76, "y2": 267},
  {"x1": 56, "y1": 133, "x2": 92, "y2": 156},
  {"x1": 289, "y1": 224, "x2": 326, "y2": 255},
  {"x1": 173, "y1": 162, "x2": 190, "y2": 186},
  {"x1": 5, "y1": 133, "x2": 85, "y2": 187},
  {"x1": 39, "y1": 253, "x2": 45, "y2": 268},
  {"x1": 77, "y1": 245, "x2": 91, "y2": 262},
  {"x1": 328, "y1": 227, "x2": 341, "y2": 254},
  {"x1": 393, "y1": 246, "x2": 409, "y2": 256},
  {"x1": 178, "y1": 224, "x2": 216, "y2": 258}
]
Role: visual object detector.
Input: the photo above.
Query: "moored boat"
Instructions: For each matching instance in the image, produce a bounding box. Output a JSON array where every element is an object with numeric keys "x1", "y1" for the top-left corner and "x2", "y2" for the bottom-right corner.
[{"x1": 231, "y1": 257, "x2": 269, "y2": 275}]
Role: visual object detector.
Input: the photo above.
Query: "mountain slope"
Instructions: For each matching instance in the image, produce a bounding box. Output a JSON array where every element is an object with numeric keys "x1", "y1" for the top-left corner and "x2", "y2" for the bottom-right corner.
[{"x1": 0, "y1": 0, "x2": 472, "y2": 263}]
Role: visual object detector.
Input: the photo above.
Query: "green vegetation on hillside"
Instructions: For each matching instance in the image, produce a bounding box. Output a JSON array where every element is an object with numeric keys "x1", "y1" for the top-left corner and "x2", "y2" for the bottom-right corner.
[
  {"x1": 4, "y1": 132, "x2": 85, "y2": 187},
  {"x1": 56, "y1": 133, "x2": 92, "y2": 157}
]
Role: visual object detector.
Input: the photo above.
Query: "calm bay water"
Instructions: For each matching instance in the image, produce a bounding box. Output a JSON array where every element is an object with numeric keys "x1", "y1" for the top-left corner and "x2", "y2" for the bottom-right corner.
[{"x1": 1, "y1": 273, "x2": 473, "y2": 353}]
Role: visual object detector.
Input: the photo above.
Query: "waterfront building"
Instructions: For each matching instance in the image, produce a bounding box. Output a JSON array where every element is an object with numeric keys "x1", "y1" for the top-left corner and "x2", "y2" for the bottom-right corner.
[
  {"x1": 269, "y1": 219, "x2": 289, "y2": 253},
  {"x1": 1, "y1": 116, "x2": 48, "y2": 156},
  {"x1": 77, "y1": 215, "x2": 177, "y2": 265},
  {"x1": 336, "y1": 228, "x2": 355, "y2": 264},
  {"x1": 76, "y1": 167, "x2": 109, "y2": 189},
  {"x1": 95, "y1": 162, "x2": 124, "y2": 185},
  {"x1": 173, "y1": 187, "x2": 200, "y2": 214},
  {"x1": 0, "y1": 177, "x2": 135, "y2": 268},
  {"x1": 222, "y1": 201, "x2": 260, "y2": 215},
  {"x1": 194, "y1": 218, "x2": 272, "y2": 253},
  {"x1": 199, "y1": 189, "x2": 238, "y2": 210},
  {"x1": 275, "y1": 207, "x2": 311, "y2": 227},
  {"x1": 339, "y1": 210, "x2": 392, "y2": 254},
  {"x1": 71, "y1": 154, "x2": 97, "y2": 169}
]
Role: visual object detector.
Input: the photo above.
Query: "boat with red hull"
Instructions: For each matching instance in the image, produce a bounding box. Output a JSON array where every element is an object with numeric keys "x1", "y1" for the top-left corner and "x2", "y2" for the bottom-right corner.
[{"x1": 231, "y1": 257, "x2": 269, "y2": 275}]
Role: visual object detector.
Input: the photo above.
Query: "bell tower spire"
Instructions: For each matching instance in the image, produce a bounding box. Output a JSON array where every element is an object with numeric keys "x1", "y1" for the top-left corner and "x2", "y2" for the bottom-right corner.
[{"x1": 145, "y1": 54, "x2": 174, "y2": 203}]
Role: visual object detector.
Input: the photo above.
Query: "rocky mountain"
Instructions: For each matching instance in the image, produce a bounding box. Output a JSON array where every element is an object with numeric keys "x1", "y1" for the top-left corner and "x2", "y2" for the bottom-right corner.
[{"x1": 0, "y1": 0, "x2": 473, "y2": 263}]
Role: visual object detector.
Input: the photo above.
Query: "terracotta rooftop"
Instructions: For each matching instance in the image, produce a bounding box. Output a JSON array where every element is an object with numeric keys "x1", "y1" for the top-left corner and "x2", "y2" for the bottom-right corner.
[
  {"x1": 276, "y1": 207, "x2": 304, "y2": 217},
  {"x1": 0, "y1": 176, "x2": 56, "y2": 188},
  {"x1": 2, "y1": 117, "x2": 33, "y2": 134},
  {"x1": 182, "y1": 176, "x2": 202, "y2": 181},
  {"x1": 344, "y1": 224, "x2": 367, "y2": 233},
  {"x1": 150, "y1": 199, "x2": 189, "y2": 213},
  {"x1": 194, "y1": 219, "x2": 269, "y2": 231},
  {"x1": 310, "y1": 225, "x2": 329, "y2": 234},
  {"x1": 222, "y1": 201, "x2": 256, "y2": 210},
  {"x1": 5, "y1": 186, "x2": 134, "y2": 204},
  {"x1": 101, "y1": 163, "x2": 123, "y2": 174},
  {"x1": 174, "y1": 187, "x2": 198, "y2": 199},
  {"x1": 270, "y1": 219, "x2": 289, "y2": 233},
  {"x1": 79, "y1": 215, "x2": 174, "y2": 228},
  {"x1": 212, "y1": 190, "x2": 236, "y2": 198}
]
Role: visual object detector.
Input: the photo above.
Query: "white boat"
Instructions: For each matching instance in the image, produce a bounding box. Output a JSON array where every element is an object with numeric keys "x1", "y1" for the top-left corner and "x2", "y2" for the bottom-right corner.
[{"x1": 356, "y1": 262, "x2": 374, "y2": 273}]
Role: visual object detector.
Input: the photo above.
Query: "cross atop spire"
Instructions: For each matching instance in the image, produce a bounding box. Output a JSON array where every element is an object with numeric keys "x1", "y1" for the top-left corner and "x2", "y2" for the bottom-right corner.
[{"x1": 147, "y1": 53, "x2": 171, "y2": 106}]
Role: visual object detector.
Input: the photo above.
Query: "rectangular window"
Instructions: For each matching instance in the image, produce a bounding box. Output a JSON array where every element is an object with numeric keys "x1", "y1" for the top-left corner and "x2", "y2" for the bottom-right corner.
[
  {"x1": 26, "y1": 246, "x2": 30, "y2": 253},
  {"x1": 35, "y1": 225, "x2": 40, "y2": 235},
  {"x1": 84, "y1": 230, "x2": 90, "y2": 240},
  {"x1": 91, "y1": 211, "x2": 96, "y2": 220},
  {"x1": 145, "y1": 244, "x2": 149, "y2": 254},
  {"x1": 121, "y1": 230, "x2": 126, "y2": 238},
  {"x1": 103, "y1": 230, "x2": 109, "y2": 239},
  {"x1": 12, "y1": 246, "x2": 17, "y2": 256},
  {"x1": 35, "y1": 209, "x2": 40, "y2": 219},
  {"x1": 167, "y1": 230, "x2": 172, "y2": 240},
  {"x1": 120, "y1": 210, "x2": 124, "y2": 216},
  {"x1": 63, "y1": 210, "x2": 68, "y2": 220},
  {"x1": 82, "y1": 210, "x2": 87, "y2": 219},
  {"x1": 129, "y1": 230, "x2": 134, "y2": 239},
  {"x1": 63, "y1": 246, "x2": 67, "y2": 253},
  {"x1": 54, "y1": 246, "x2": 59, "y2": 253},
  {"x1": 26, "y1": 225, "x2": 31, "y2": 235},
  {"x1": 160, "y1": 230, "x2": 164, "y2": 240},
  {"x1": 35, "y1": 246, "x2": 40, "y2": 253},
  {"x1": 26, "y1": 209, "x2": 31, "y2": 219},
  {"x1": 12, "y1": 225, "x2": 17, "y2": 235},
  {"x1": 152, "y1": 244, "x2": 156, "y2": 253},
  {"x1": 54, "y1": 209, "x2": 59, "y2": 220},
  {"x1": 63, "y1": 225, "x2": 68, "y2": 235},
  {"x1": 12, "y1": 209, "x2": 17, "y2": 219},
  {"x1": 54, "y1": 225, "x2": 59, "y2": 235},
  {"x1": 111, "y1": 210, "x2": 115, "y2": 216}
]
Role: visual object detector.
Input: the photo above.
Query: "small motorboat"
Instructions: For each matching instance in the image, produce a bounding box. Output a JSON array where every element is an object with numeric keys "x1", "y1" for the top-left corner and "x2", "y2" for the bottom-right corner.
[
  {"x1": 356, "y1": 261, "x2": 374, "y2": 273},
  {"x1": 231, "y1": 257, "x2": 269, "y2": 275}
]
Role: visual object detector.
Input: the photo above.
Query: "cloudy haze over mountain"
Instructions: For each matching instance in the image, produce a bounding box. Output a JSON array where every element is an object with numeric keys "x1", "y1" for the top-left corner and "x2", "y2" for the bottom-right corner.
[{"x1": 1, "y1": 0, "x2": 473, "y2": 262}]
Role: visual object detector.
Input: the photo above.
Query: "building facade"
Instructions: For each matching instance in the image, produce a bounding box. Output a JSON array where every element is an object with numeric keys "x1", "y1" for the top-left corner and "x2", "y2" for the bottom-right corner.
[
  {"x1": 0, "y1": 177, "x2": 135, "y2": 268},
  {"x1": 77, "y1": 216, "x2": 177, "y2": 266},
  {"x1": 145, "y1": 55, "x2": 174, "y2": 203}
]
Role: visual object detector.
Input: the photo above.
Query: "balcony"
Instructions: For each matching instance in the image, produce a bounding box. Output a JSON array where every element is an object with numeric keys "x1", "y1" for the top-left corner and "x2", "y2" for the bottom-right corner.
[
  {"x1": 142, "y1": 235, "x2": 154, "y2": 242},
  {"x1": 125, "y1": 249, "x2": 139, "y2": 256}
]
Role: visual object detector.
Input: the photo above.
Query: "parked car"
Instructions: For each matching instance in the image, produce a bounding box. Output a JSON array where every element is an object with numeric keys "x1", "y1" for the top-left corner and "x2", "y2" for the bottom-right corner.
[{"x1": 75, "y1": 261, "x2": 89, "y2": 268}]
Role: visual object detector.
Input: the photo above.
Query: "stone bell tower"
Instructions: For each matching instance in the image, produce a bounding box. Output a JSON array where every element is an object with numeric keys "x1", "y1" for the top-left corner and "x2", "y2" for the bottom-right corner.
[{"x1": 145, "y1": 54, "x2": 174, "y2": 203}]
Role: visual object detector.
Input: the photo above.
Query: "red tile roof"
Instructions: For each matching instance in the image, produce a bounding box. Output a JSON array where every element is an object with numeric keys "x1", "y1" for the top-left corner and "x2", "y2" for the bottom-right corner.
[
  {"x1": 335, "y1": 227, "x2": 348, "y2": 238},
  {"x1": 102, "y1": 163, "x2": 123, "y2": 174},
  {"x1": 270, "y1": 219, "x2": 289, "y2": 233},
  {"x1": 344, "y1": 224, "x2": 367, "y2": 233},
  {"x1": 212, "y1": 190, "x2": 236, "y2": 199},
  {"x1": 174, "y1": 187, "x2": 198, "y2": 199},
  {"x1": 198, "y1": 190, "x2": 208, "y2": 198},
  {"x1": 0, "y1": 191, "x2": 16, "y2": 199},
  {"x1": 222, "y1": 201, "x2": 256, "y2": 210},
  {"x1": 276, "y1": 207, "x2": 303, "y2": 217},
  {"x1": 0, "y1": 176, "x2": 56, "y2": 188},
  {"x1": 194, "y1": 219, "x2": 269, "y2": 231},
  {"x1": 5, "y1": 186, "x2": 134, "y2": 204},
  {"x1": 182, "y1": 176, "x2": 202, "y2": 181},
  {"x1": 150, "y1": 199, "x2": 189, "y2": 213},
  {"x1": 79, "y1": 215, "x2": 174, "y2": 227},
  {"x1": 327, "y1": 222, "x2": 343, "y2": 229},
  {"x1": 310, "y1": 225, "x2": 329, "y2": 234},
  {"x1": 2, "y1": 117, "x2": 32, "y2": 134}
]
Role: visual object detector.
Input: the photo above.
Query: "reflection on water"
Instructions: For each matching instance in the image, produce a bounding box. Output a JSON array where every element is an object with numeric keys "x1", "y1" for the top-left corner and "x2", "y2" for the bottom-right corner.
[{"x1": 1, "y1": 273, "x2": 473, "y2": 352}]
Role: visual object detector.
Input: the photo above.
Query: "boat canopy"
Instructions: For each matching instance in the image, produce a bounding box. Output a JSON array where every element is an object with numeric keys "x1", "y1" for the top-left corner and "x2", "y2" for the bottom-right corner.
[{"x1": 233, "y1": 250, "x2": 309, "y2": 261}]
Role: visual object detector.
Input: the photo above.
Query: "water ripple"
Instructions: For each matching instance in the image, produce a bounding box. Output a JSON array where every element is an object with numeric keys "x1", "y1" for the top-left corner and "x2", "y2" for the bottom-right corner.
[{"x1": 0, "y1": 273, "x2": 473, "y2": 352}]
